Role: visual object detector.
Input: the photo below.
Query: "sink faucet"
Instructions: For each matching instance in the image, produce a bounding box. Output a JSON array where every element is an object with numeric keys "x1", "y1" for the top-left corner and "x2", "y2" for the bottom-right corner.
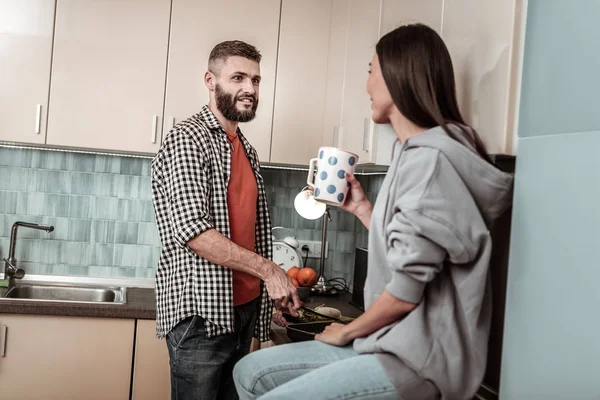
[{"x1": 3, "y1": 221, "x2": 54, "y2": 287}]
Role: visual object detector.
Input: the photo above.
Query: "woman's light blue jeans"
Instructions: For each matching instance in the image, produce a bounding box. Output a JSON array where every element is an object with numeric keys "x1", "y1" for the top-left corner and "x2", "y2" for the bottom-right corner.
[{"x1": 232, "y1": 341, "x2": 398, "y2": 400}]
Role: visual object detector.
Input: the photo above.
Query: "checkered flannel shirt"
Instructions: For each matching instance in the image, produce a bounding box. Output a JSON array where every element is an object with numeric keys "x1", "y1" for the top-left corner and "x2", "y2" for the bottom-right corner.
[{"x1": 151, "y1": 105, "x2": 273, "y2": 341}]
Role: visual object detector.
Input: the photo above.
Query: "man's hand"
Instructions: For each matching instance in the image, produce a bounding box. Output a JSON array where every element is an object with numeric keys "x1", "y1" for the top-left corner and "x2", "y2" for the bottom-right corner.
[
  {"x1": 271, "y1": 309, "x2": 289, "y2": 327},
  {"x1": 264, "y1": 263, "x2": 301, "y2": 316}
]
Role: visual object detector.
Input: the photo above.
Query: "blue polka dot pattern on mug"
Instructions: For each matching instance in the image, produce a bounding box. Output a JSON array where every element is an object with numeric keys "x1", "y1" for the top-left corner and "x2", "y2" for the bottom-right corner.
[
  {"x1": 315, "y1": 188, "x2": 320, "y2": 197},
  {"x1": 327, "y1": 185, "x2": 336, "y2": 194},
  {"x1": 320, "y1": 171, "x2": 328, "y2": 180},
  {"x1": 328, "y1": 156, "x2": 338, "y2": 166},
  {"x1": 319, "y1": 150, "x2": 324, "y2": 159},
  {"x1": 337, "y1": 170, "x2": 345, "y2": 179},
  {"x1": 348, "y1": 156, "x2": 356, "y2": 166},
  {"x1": 337, "y1": 193, "x2": 345, "y2": 202}
]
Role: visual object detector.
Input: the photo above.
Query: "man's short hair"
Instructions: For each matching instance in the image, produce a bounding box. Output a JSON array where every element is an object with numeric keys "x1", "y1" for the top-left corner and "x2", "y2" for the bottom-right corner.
[{"x1": 208, "y1": 40, "x2": 262, "y2": 74}]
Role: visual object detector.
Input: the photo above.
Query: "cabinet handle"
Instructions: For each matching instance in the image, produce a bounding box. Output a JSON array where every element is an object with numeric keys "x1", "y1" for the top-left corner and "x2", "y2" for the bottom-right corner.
[
  {"x1": 362, "y1": 118, "x2": 372, "y2": 152},
  {"x1": 333, "y1": 125, "x2": 344, "y2": 147},
  {"x1": 1, "y1": 324, "x2": 6, "y2": 357},
  {"x1": 151, "y1": 115, "x2": 159, "y2": 143},
  {"x1": 35, "y1": 104, "x2": 42, "y2": 134}
]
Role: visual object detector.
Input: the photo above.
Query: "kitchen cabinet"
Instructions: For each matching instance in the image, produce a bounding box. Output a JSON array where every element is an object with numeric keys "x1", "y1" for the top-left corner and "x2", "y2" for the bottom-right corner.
[
  {"x1": 334, "y1": 0, "x2": 383, "y2": 165},
  {"x1": 0, "y1": 0, "x2": 55, "y2": 144},
  {"x1": 441, "y1": 0, "x2": 524, "y2": 154},
  {"x1": 0, "y1": 314, "x2": 134, "y2": 400},
  {"x1": 163, "y1": 0, "x2": 281, "y2": 163},
  {"x1": 329, "y1": 0, "x2": 522, "y2": 164},
  {"x1": 320, "y1": 0, "x2": 399, "y2": 166},
  {"x1": 45, "y1": 0, "x2": 171, "y2": 154},
  {"x1": 328, "y1": 0, "x2": 446, "y2": 166},
  {"x1": 269, "y1": 0, "x2": 334, "y2": 165},
  {"x1": 131, "y1": 319, "x2": 170, "y2": 400}
]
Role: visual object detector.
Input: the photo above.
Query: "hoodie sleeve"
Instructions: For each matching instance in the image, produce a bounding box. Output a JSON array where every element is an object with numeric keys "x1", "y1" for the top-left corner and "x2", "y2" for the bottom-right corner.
[{"x1": 385, "y1": 208, "x2": 467, "y2": 304}]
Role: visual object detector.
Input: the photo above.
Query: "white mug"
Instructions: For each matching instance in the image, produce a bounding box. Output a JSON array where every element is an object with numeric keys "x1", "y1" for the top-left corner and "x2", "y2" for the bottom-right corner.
[{"x1": 307, "y1": 147, "x2": 359, "y2": 206}]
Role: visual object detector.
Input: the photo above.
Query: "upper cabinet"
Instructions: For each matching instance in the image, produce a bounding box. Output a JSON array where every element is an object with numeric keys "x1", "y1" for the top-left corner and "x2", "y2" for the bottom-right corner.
[
  {"x1": 164, "y1": 0, "x2": 281, "y2": 163},
  {"x1": 441, "y1": 0, "x2": 523, "y2": 155},
  {"x1": 1, "y1": 1, "x2": 522, "y2": 160},
  {"x1": 0, "y1": 0, "x2": 55, "y2": 144},
  {"x1": 269, "y1": 0, "x2": 334, "y2": 165},
  {"x1": 45, "y1": 0, "x2": 171, "y2": 154},
  {"x1": 335, "y1": 0, "x2": 382, "y2": 165}
]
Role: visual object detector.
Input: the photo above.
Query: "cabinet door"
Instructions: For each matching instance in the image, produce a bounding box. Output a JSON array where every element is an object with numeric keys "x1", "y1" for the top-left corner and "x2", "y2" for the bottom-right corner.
[
  {"x1": 131, "y1": 319, "x2": 170, "y2": 400},
  {"x1": 441, "y1": 0, "x2": 522, "y2": 154},
  {"x1": 369, "y1": 0, "x2": 445, "y2": 166},
  {"x1": 270, "y1": 0, "x2": 333, "y2": 165},
  {"x1": 0, "y1": 0, "x2": 55, "y2": 144},
  {"x1": 164, "y1": 0, "x2": 280, "y2": 163},
  {"x1": 337, "y1": 0, "x2": 381, "y2": 164},
  {"x1": 0, "y1": 314, "x2": 134, "y2": 400},
  {"x1": 46, "y1": 0, "x2": 171, "y2": 153}
]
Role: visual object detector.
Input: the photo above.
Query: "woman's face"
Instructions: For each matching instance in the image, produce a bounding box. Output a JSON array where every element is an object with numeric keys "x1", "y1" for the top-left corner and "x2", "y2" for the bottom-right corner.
[{"x1": 366, "y1": 53, "x2": 395, "y2": 124}]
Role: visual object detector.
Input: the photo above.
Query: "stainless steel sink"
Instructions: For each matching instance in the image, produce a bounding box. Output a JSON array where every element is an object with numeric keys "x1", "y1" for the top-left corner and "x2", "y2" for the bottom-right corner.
[{"x1": 1, "y1": 282, "x2": 126, "y2": 305}]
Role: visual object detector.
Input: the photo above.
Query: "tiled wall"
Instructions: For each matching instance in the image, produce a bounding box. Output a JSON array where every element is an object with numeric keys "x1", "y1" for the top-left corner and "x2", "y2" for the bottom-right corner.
[
  {"x1": 261, "y1": 169, "x2": 384, "y2": 290},
  {"x1": 0, "y1": 148, "x2": 157, "y2": 278},
  {"x1": 0, "y1": 147, "x2": 384, "y2": 290}
]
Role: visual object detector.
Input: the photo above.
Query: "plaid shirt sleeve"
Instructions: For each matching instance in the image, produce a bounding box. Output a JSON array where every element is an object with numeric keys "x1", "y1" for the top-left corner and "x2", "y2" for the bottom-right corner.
[{"x1": 164, "y1": 130, "x2": 214, "y2": 255}]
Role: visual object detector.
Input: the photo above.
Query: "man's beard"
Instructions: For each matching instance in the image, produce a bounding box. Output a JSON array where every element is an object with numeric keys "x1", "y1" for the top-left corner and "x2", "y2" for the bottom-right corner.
[{"x1": 215, "y1": 84, "x2": 258, "y2": 123}]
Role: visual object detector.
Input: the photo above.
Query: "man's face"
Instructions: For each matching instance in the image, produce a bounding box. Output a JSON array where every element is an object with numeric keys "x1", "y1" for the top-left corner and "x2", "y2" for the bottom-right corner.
[{"x1": 212, "y1": 56, "x2": 260, "y2": 123}]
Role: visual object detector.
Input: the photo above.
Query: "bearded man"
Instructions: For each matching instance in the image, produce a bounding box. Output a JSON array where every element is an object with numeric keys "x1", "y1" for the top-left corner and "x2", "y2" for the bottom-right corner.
[{"x1": 151, "y1": 40, "x2": 300, "y2": 400}]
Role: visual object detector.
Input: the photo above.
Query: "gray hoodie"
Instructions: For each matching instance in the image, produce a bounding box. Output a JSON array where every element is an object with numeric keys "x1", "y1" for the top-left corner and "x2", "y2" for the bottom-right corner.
[{"x1": 353, "y1": 125, "x2": 514, "y2": 399}]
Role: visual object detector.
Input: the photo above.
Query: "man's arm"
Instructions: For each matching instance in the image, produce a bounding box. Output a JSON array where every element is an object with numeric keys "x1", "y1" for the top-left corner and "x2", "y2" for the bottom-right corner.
[
  {"x1": 162, "y1": 131, "x2": 299, "y2": 312},
  {"x1": 187, "y1": 229, "x2": 300, "y2": 311}
]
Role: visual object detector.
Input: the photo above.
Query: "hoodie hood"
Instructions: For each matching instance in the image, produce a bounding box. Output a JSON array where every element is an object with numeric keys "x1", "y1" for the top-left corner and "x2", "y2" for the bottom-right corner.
[{"x1": 404, "y1": 124, "x2": 514, "y2": 227}]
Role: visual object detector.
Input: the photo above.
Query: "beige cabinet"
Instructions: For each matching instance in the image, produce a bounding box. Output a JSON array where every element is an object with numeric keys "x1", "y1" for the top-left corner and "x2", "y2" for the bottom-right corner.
[
  {"x1": 366, "y1": 0, "x2": 446, "y2": 166},
  {"x1": 441, "y1": 0, "x2": 524, "y2": 155},
  {"x1": 270, "y1": 0, "x2": 334, "y2": 165},
  {"x1": 131, "y1": 319, "x2": 170, "y2": 400},
  {"x1": 329, "y1": 0, "x2": 523, "y2": 164},
  {"x1": 0, "y1": 314, "x2": 134, "y2": 400},
  {"x1": 164, "y1": 0, "x2": 281, "y2": 163},
  {"x1": 0, "y1": 0, "x2": 55, "y2": 144},
  {"x1": 321, "y1": 0, "x2": 396, "y2": 166},
  {"x1": 46, "y1": 0, "x2": 171, "y2": 153},
  {"x1": 335, "y1": 0, "x2": 382, "y2": 165}
]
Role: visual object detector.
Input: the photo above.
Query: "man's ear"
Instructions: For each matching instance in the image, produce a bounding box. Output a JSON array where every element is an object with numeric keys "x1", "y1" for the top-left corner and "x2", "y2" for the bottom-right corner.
[{"x1": 205, "y1": 71, "x2": 216, "y2": 91}]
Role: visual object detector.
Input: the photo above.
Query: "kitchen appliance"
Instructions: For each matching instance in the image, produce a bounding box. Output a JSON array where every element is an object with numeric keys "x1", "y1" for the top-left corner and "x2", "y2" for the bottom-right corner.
[{"x1": 350, "y1": 247, "x2": 368, "y2": 310}]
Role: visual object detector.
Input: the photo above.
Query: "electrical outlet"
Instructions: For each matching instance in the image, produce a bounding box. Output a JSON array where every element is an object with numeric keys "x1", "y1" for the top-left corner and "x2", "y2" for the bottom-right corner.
[{"x1": 297, "y1": 240, "x2": 329, "y2": 259}]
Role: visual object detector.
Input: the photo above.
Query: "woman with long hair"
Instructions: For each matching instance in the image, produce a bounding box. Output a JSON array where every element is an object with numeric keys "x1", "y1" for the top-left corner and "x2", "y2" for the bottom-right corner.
[{"x1": 233, "y1": 23, "x2": 514, "y2": 400}]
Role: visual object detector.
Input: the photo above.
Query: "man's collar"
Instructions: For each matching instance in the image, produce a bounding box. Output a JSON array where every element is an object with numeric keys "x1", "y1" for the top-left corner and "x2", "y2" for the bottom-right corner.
[{"x1": 199, "y1": 105, "x2": 222, "y2": 131}]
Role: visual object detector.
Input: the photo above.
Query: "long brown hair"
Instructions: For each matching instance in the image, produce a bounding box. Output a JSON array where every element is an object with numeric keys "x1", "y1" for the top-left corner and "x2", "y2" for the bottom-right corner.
[{"x1": 376, "y1": 24, "x2": 490, "y2": 161}]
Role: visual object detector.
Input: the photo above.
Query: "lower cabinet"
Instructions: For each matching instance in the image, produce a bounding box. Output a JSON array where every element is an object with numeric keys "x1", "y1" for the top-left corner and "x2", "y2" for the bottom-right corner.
[
  {"x1": 131, "y1": 319, "x2": 171, "y2": 400},
  {"x1": 0, "y1": 314, "x2": 134, "y2": 400}
]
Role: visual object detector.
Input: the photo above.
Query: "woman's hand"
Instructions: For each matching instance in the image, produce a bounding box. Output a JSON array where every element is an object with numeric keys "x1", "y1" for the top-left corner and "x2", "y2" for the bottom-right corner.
[
  {"x1": 315, "y1": 323, "x2": 352, "y2": 347},
  {"x1": 341, "y1": 173, "x2": 373, "y2": 229}
]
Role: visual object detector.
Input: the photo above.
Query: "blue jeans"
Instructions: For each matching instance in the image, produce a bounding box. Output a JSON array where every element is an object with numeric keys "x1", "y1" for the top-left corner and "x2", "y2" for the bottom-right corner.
[
  {"x1": 233, "y1": 341, "x2": 399, "y2": 400},
  {"x1": 166, "y1": 298, "x2": 259, "y2": 400}
]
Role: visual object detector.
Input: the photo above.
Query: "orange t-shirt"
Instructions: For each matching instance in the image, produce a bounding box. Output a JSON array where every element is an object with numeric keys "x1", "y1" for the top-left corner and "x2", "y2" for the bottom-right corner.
[{"x1": 226, "y1": 131, "x2": 261, "y2": 305}]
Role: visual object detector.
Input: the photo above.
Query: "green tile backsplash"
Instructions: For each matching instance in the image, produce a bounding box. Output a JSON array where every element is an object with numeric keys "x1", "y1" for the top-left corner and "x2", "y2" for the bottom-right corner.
[{"x1": 0, "y1": 147, "x2": 384, "y2": 290}]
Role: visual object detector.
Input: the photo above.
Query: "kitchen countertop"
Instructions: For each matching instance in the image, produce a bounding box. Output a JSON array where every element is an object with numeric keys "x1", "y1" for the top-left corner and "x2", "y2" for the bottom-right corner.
[
  {"x1": 0, "y1": 276, "x2": 362, "y2": 333},
  {"x1": 270, "y1": 290, "x2": 363, "y2": 345},
  {"x1": 0, "y1": 286, "x2": 157, "y2": 320}
]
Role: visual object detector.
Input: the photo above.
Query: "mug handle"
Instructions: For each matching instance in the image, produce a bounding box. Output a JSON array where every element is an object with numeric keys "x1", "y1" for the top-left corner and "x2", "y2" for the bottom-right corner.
[{"x1": 307, "y1": 158, "x2": 318, "y2": 186}]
